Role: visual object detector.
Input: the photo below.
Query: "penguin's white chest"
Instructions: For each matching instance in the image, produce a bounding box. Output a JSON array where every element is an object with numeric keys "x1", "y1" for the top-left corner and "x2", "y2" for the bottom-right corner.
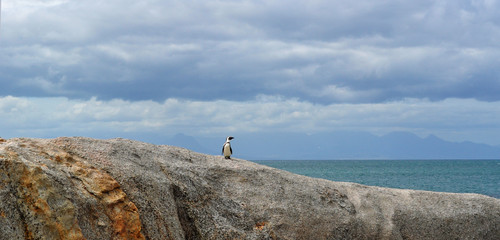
[{"x1": 223, "y1": 143, "x2": 232, "y2": 156}]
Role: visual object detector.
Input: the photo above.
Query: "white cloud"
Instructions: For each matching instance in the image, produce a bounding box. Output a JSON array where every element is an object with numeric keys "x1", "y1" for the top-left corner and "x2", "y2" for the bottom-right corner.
[{"x1": 1, "y1": 96, "x2": 499, "y2": 145}]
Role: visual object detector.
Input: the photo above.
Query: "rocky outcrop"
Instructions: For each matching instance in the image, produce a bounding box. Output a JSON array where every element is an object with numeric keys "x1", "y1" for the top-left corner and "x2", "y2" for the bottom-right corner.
[{"x1": 0, "y1": 137, "x2": 498, "y2": 240}]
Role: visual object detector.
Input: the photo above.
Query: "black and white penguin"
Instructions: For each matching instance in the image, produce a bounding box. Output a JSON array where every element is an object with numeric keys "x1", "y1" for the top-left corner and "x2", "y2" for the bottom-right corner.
[{"x1": 222, "y1": 136, "x2": 234, "y2": 159}]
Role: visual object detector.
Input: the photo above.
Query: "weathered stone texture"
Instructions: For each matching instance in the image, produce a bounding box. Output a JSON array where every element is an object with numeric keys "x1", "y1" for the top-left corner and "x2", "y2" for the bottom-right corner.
[{"x1": 0, "y1": 137, "x2": 498, "y2": 239}]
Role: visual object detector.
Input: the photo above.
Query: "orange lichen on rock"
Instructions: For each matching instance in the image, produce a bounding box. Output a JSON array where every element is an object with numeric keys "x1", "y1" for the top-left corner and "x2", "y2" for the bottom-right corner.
[
  {"x1": 254, "y1": 221, "x2": 269, "y2": 231},
  {"x1": 48, "y1": 151, "x2": 145, "y2": 240},
  {"x1": 1, "y1": 140, "x2": 145, "y2": 240},
  {"x1": 16, "y1": 163, "x2": 85, "y2": 240}
]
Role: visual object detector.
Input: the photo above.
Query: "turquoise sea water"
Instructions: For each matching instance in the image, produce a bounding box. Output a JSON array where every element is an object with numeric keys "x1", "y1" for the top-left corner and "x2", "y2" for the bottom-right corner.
[{"x1": 252, "y1": 160, "x2": 500, "y2": 198}]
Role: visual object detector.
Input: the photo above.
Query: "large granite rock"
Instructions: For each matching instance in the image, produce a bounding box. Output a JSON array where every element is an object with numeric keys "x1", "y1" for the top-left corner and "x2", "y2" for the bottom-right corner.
[{"x1": 0, "y1": 137, "x2": 498, "y2": 239}]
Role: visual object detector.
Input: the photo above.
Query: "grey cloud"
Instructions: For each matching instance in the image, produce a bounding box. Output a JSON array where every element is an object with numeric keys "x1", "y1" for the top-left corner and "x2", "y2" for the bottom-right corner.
[{"x1": 1, "y1": 0, "x2": 499, "y2": 103}]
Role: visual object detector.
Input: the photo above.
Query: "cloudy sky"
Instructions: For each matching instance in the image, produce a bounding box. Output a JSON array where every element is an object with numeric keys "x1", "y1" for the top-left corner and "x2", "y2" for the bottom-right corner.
[{"x1": 1, "y1": 0, "x2": 500, "y2": 146}]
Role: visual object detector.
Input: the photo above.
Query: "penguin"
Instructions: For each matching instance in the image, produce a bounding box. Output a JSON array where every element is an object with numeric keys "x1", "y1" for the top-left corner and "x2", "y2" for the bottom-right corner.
[{"x1": 222, "y1": 136, "x2": 234, "y2": 159}]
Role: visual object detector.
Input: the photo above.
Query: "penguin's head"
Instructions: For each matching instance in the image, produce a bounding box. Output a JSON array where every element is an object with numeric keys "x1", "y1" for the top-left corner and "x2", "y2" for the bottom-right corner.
[{"x1": 227, "y1": 136, "x2": 234, "y2": 141}]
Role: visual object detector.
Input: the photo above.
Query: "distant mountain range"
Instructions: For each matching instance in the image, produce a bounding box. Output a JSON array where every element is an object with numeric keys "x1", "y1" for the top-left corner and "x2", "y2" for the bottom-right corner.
[{"x1": 164, "y1": 132, "x2": 500, "y2": 160}]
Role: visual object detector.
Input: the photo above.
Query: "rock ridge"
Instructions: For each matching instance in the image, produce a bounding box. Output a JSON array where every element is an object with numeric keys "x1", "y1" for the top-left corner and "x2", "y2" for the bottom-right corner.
[{"x1": 0, "y1": 137, "x2": 498, "y2": 239}]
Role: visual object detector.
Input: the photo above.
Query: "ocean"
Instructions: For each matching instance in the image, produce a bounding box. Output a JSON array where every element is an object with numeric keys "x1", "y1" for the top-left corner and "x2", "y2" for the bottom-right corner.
[{"x1": 252, "y1": 160, "x2": 500, "y2": 198}]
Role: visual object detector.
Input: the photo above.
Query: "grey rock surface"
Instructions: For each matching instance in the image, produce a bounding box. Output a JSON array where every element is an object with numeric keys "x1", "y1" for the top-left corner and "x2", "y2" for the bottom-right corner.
[{"x1": 0, "y1": 137, "x2": 498, "y2": 239}]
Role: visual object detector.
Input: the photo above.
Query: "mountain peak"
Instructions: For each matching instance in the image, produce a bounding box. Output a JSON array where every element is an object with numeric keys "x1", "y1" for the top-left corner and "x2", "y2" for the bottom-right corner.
[{"x1": 183, "y1": 131, "x2": 500, "y2": 160}]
